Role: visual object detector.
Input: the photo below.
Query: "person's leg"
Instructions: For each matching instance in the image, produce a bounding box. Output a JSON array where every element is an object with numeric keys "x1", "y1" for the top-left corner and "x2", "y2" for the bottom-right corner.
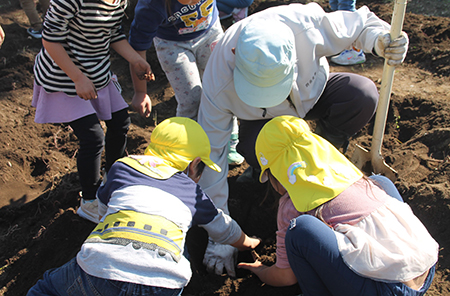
[
  {"x1": 236, "y1": 119, "x2": 270, "y2": 169},
  {"x1": 193, "y1": 20, "x2": 224, "y2": 78},
  {"x1": 285, "y1": 215, "x2": 381, "y2": 296},
  {"x1": 329, "y1": 0, "x2": 338, "y2": 11},
  {"x1": 104, "y1": 108, "x2": 130, "y2": 173},
  {"x1": 154, "y1": 38, "x2": 202, "y2": 120},
  {"x1": 193, "y1": 23, "x2": 244, "y2": 166},
  {"x1": 217, "y1": 0, "x2": 253, "y2": 14},
  {"x1": 337, "y1": 0, "x2": 356, "y2": 12},
  {"x1": 369, "y1": 175, "x2": 404, "y2": 202},
  {"x1": 38, "y1": 0, "x2": 50, "y2": 13},
  {"x1": 216, "y1": 0, "x2": 235, "y2": 15},
  {"x1": 69, "y1": 114, "x2": 104, "y2": 200},
  {"x1": 227, "y1": 116, "x2": 244, "y2": 165},
  {"x1": 127, "y1": 283, "x2": 184, "y2": 296},
  {"x1": 27, "y1": 257, "x2": 144, "y2": 296},
  {"x1": 305, "y1": 72, "x2": 378, "y2": 151},
  {"x1": 19, "y1": 0, "x2": 43, "y2": 31}
]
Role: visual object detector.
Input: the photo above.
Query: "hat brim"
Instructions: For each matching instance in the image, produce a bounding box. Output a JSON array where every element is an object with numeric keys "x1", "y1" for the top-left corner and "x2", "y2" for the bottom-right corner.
[
  {"x1": 259, "y1": 169, "x2": 268, "y2": 183},
  {"x1": 234, "y1": 65, "x2": 295, "y2": 108},
  {"x1": 204, "y1": 159, "x2": 222, "y2": 173}
]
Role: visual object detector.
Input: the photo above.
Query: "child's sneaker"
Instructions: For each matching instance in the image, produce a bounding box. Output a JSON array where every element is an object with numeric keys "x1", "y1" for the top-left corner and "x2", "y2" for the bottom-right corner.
[
  {"x1": 330, "y1": 48, "x2": 366, "y2": 65},
  {"x1": 77, "y1": 197, "x2": 100, "y2": 223},
  {"x1": 27, "y1": 28, "x2": 42, "y2": 39},
  {"x1": 232, "y1": 7, "x2": 248, "y2": 22},
  {"x1": 228, "y1": 133, "x2": 244, "y2": 165}
]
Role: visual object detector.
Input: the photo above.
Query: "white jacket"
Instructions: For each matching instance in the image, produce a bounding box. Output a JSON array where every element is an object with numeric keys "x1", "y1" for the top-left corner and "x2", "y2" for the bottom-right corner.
[{"x1": 198, "y1": 3, "x2": 390, "y2": 213}]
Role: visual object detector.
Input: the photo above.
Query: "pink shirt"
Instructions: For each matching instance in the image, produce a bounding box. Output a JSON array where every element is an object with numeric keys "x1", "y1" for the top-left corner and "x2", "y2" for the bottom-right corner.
[{"x1": 275, "y1": 177, "x2": 389, "y2": 269}]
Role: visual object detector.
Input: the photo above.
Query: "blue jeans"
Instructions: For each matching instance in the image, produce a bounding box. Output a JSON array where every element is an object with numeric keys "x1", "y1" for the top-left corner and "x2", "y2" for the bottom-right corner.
[
  {"x1": 329, "y1": 0, "x2": 356, "y2": 12},
  {"x1": 285, "y1": 176, "x2": 436, "y2": 296},
  {"x1": 27, "y1": 258, "x2": 183, "y2": 296}
]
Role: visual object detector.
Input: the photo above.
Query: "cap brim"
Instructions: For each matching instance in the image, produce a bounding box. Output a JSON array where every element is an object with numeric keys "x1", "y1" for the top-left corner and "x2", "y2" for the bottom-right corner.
[
  {"x1": 204, "y1": 159, "x2": 222, "y2": 173},
  {"x1": 234, "y1": 66, "x2": 294, "y2": 108},
  {"x1": 259, "y1": 169, "x2": 268, "y2": 183}
]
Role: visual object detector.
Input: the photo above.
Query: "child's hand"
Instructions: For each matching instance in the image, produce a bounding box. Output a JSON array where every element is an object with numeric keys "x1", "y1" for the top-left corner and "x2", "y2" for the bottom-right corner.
[
  {"x1": 132, "y1": 59, "x2": 155, "y2": 81},
  {"x1": 74, "y1": 73, "x2": 98, "y2": 100},
  {"x1": 237, "y1": 257, "x2": 267, "y2": 274},
  {"x1": 132, "y1": 92, "x2": 152, "y2": 118}
]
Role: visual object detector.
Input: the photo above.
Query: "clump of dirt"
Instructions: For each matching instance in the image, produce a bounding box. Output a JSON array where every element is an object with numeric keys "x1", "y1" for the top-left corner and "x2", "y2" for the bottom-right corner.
[{"x1": 1, "y1": 0, "x2": 450, "y2": 295}]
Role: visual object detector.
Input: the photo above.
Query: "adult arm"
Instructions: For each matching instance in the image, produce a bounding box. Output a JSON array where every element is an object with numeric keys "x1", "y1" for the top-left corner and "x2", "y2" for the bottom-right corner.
[
  {"x1": 197, "y1": 94, "x2": 234, "y2": 214},
  {"x1": 320, "y1": 5, "x2": 391, "y2": 54},
  {"x1": 279, "y1": 3, "x2": 390, "y2": 56}
]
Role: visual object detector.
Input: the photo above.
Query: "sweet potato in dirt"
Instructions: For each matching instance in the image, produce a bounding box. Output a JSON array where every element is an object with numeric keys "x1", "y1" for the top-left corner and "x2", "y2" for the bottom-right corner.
[{"x1": 1, "y1": 0, "x2": 450, "y2": 295}]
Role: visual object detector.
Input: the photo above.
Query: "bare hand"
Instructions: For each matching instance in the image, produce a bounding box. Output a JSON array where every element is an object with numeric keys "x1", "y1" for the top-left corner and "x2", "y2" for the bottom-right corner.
[
  {"x1": 74, "y1": 74, "x2": 97, "y2": 100},
  {"x1": 238, "y1": 259, "x2": 268, "y2": 276},
  {"x1": 132, "y1": 92, "x2": 152, "y2": 118},
  {"x1": 132, "y1": 59, "x2": 155, "y2": 81}
]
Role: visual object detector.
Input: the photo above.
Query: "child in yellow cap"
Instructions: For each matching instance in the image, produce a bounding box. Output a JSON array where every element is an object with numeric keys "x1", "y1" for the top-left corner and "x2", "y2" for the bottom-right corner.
[
  {"x1": 27, "y1": 117, "x2": 260, "y2": 296},
  {"x1": 238, "y1": 115, "x2": 438, "y2": 296}
]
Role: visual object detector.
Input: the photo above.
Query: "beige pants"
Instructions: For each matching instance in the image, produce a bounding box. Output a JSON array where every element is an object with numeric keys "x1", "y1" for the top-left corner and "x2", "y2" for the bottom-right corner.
[{"x1": 19, "y1": 0, "x2": 50, "y2": 30}]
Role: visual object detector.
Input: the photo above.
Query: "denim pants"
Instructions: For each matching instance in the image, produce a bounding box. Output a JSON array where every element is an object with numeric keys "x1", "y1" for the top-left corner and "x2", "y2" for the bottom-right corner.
[
  {"x1": 69, "y1": 108, "x2": 130, "y2": 200},
  {"x1": 27, "y1": 257, "x2": 183, "y2": 296},
  {"x1": 329, "y1": 0, "x2": 356, "y2": 12},
  {"x1": 284, "y1": 175, "x2": 436, "y2": 296}
]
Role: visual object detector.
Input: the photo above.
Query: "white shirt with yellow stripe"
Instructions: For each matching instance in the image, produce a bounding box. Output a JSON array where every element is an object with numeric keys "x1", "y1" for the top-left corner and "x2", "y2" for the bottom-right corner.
[{"x1": 76, "y1": 158, "x2": 242, "y2": 289}]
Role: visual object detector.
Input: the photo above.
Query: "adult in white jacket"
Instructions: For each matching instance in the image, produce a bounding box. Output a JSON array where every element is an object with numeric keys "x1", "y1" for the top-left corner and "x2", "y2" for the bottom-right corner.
[{"x1": 198, "y1": 2, "x2": 409, "y2": 277}]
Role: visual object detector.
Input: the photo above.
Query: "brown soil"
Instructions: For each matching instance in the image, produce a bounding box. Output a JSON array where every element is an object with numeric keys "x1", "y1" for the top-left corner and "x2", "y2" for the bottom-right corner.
[{"x1": 1, "y1": 0, "x2": 450, "y2": 295}]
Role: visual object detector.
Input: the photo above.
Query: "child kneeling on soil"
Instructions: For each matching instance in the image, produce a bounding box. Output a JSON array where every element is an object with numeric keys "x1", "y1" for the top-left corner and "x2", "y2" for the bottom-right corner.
[
  {"x1": 27, "y1": 117, "x2": 260, "y2": 296},
  {"x1": 238, "y1": 115, "x2": 439, "y2": 296}
]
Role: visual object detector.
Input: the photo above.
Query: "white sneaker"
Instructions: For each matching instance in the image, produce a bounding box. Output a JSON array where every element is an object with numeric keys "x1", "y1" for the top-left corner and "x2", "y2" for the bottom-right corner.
[
  {"x1": 77, "y1": 197, "x2": 100, "y2": 223},
  {"x1": 330, "y1": 48, "x2": 366, "y2": 65}
]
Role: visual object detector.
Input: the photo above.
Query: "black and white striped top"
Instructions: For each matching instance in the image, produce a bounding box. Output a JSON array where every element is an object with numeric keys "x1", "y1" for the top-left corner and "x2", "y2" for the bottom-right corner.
[{"x1": 34, "y1": 0, "x2": 127, "y2": 96}]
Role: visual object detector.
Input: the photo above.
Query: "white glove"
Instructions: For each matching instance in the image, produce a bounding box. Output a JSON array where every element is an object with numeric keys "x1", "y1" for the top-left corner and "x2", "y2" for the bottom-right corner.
[
  {"x1": 374, "y1": 30, "x2": 409, "y2": 66},
  {"x1": 203, "y1": 238, "x2": 238, "y2": 277}
]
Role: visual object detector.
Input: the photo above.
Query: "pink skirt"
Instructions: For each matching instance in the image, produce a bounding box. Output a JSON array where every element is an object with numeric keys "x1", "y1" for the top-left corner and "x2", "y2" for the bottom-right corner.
[{"x1": 32, "y1": 80, "x2": 129, "y2": 124}]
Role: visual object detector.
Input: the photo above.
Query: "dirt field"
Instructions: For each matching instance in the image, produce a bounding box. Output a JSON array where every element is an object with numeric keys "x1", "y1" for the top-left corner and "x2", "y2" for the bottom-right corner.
[{"x1": 1, "y1": 0, "x2": 450, "y2": 295}]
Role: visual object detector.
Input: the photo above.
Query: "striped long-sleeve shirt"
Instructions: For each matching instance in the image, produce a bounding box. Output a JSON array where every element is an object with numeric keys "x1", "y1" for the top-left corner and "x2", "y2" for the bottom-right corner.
[{"x1": 34, "y1": 0, "x2": 127, "y2": 96}]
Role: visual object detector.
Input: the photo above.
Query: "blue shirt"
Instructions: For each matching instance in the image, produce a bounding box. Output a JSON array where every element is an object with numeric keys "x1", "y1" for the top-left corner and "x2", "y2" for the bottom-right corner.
[{"x1": 129, "y1": 0, "x2": 219, "y2": 51}]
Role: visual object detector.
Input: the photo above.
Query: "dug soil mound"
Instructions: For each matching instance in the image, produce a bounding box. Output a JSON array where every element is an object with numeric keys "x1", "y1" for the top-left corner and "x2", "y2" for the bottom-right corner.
[{"x1": 0, "y1": 0, "x2": 449, "y2": 295}]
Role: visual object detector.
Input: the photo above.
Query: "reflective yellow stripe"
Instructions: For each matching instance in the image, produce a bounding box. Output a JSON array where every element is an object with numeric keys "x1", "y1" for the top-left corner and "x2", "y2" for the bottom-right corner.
[
  {"x1": 86, "y1": 210, "x2": 183, "y2": 262},
  {"x1": 117, "y1": 156, "x2": 178, "y2": 180}
]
